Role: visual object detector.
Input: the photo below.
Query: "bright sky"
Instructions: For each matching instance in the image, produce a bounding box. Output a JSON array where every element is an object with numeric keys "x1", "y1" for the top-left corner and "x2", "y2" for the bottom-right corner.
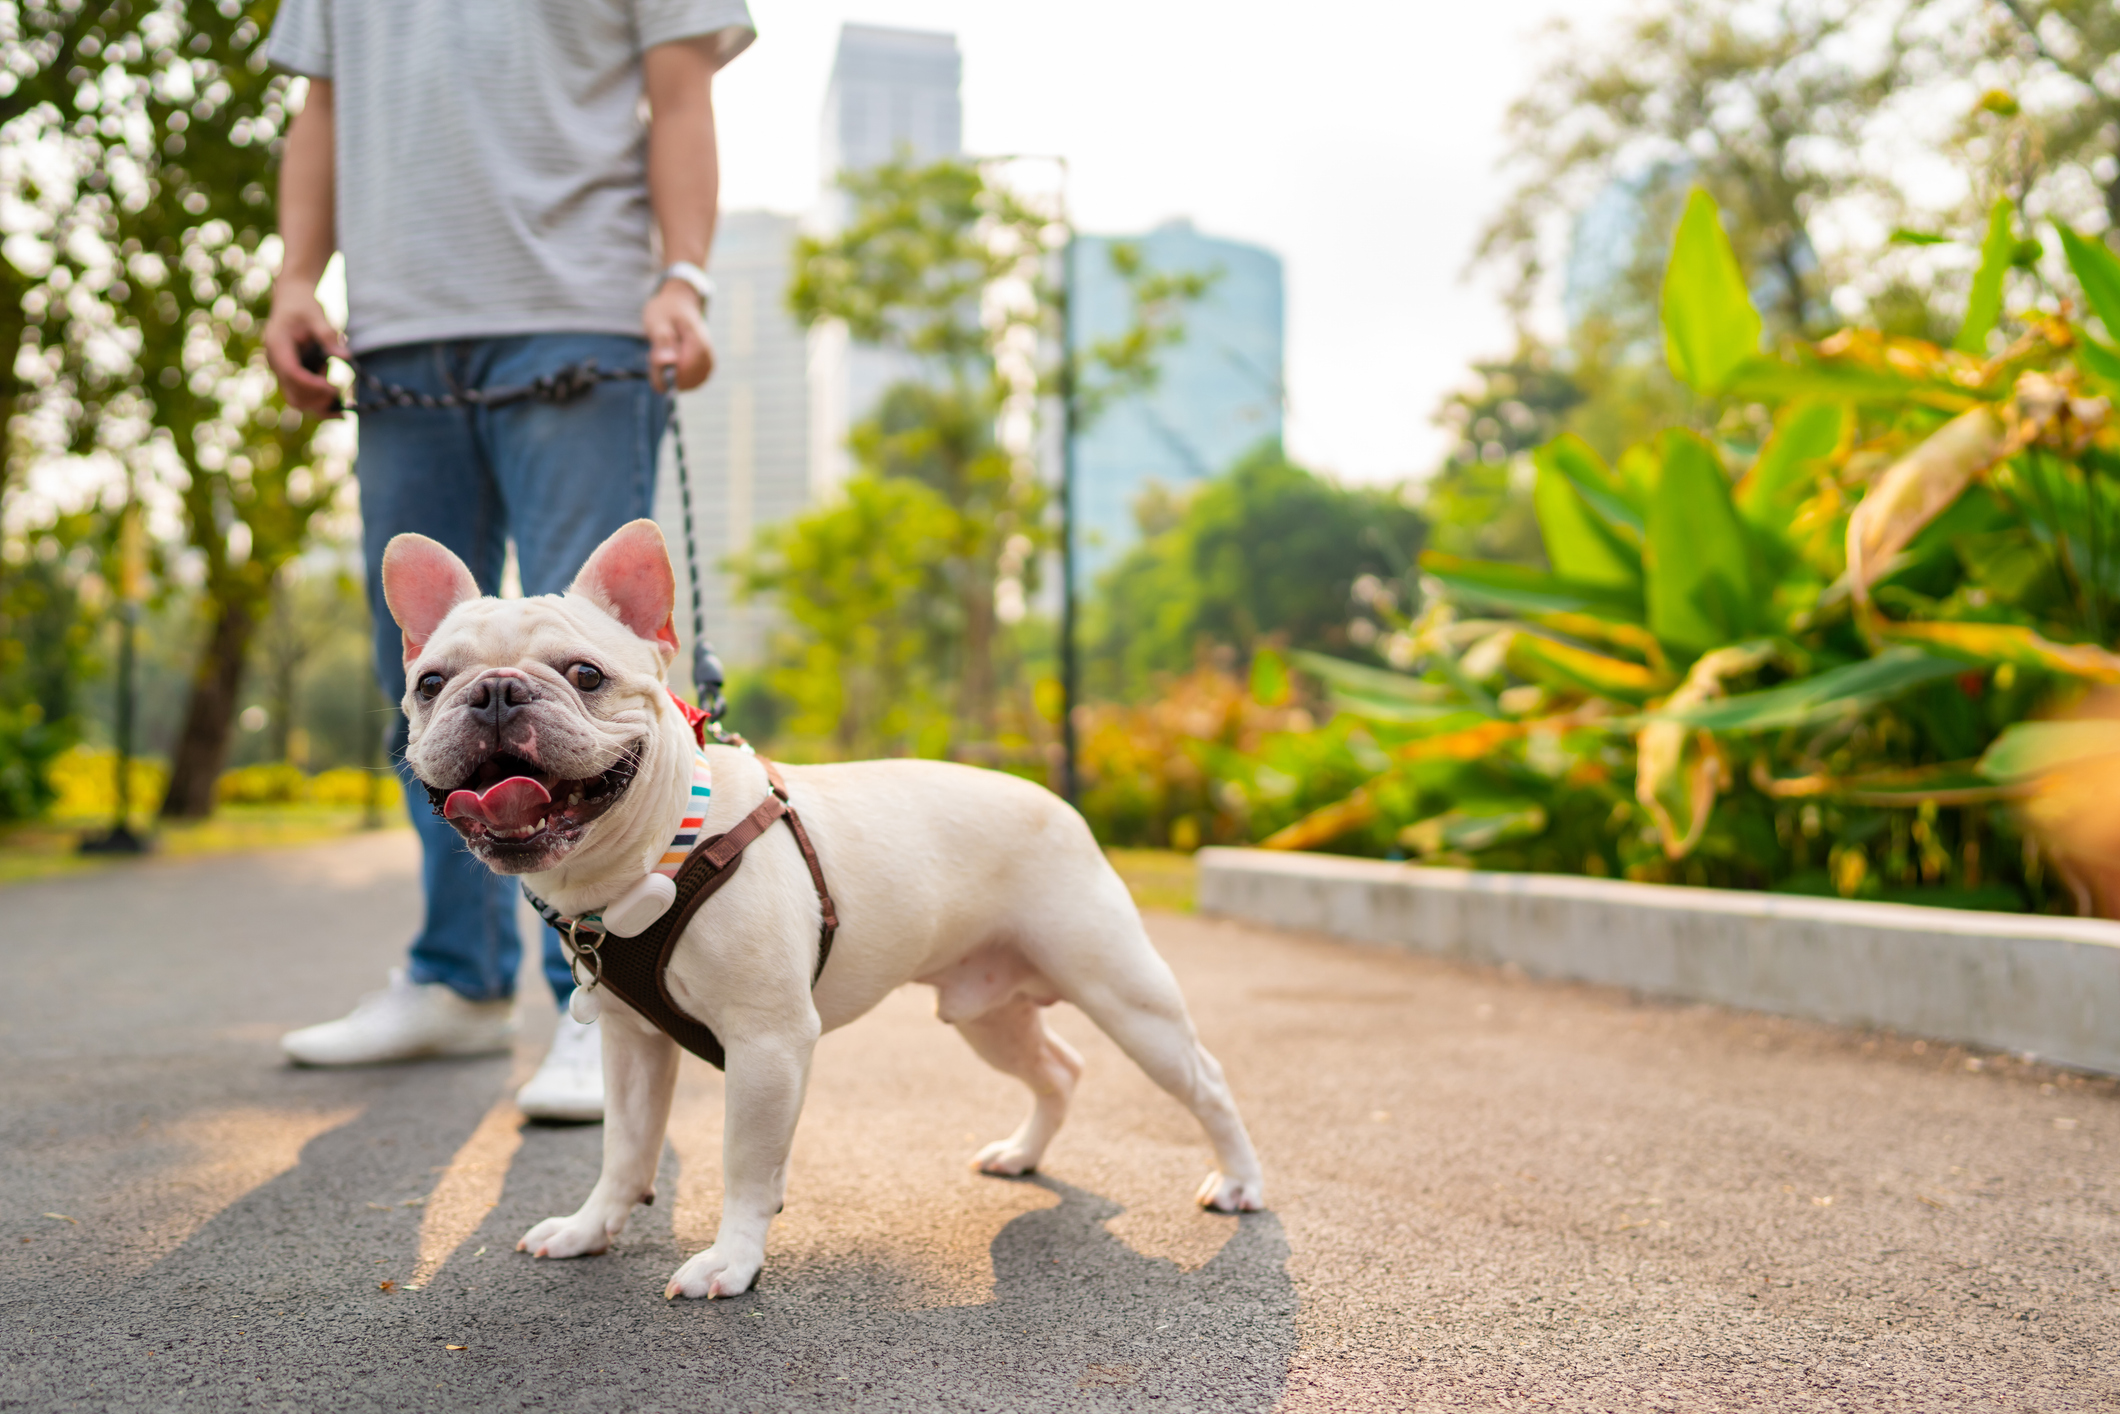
[{"x1": 714, "y1": 0, "x2": 1634, "y2": 488}]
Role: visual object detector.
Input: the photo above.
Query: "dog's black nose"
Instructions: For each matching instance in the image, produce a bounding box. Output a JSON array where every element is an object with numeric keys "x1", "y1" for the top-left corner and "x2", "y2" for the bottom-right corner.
[{"x1": 465, "y1": 674, "x2": 534, "y2": 726}]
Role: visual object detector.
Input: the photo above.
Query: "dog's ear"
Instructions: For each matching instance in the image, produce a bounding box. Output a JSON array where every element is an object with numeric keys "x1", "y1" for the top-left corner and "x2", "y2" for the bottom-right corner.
[
  {"x1": 569, "y1": 519, "x2": 678, "y2": 660},
  {"x1": 381, "y1": 534, "x2": 480, "y2": 663}
]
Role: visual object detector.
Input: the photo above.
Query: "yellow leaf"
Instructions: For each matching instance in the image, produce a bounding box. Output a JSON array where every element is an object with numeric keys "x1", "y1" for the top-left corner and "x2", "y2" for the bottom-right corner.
[
  {"x1": 1635, "y1": 643, "x2": 1779, "y2": 858},
  {"x1": 1877, "y1": 620, "x2": 2120, "y2": 683},
  {"x1": 1507, "y1": 632, "x2": 1670, "y2": 703},
  {"x1": 1845, "y1": 407, "x2": 2006, "y2": 602}
]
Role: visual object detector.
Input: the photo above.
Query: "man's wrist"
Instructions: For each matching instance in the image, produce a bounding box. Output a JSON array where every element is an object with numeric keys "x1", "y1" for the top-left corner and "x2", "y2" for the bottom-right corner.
[{"x1": 657, "y1": 261, "x2": 714, "y2": 313}]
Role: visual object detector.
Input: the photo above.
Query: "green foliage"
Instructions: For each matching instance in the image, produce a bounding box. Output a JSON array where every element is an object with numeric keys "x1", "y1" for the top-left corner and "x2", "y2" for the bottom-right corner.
[
  {"x1": 772, "y1": 158, "x2": 1205, "y2": 761},
  {"x1": 737, "y1": 474, "x2": 958, "y2": 758},
  {"x1": 1645, "y1": 431, "x2": 1761, "y2": 656},
  {"x1": 1162, "y1": 190, "x2": 2120, "y2": 917},
  {"x1": 0, "y1": 3, "x2": 344, "y2": 820},
  {"x1": 1083, "y1": 445, "x2": 1426, "y2": 701},
  {"x1": 1661, "y1": 188, "x2": 1763, "y2": 394},
  {"x1": 1956, "y1": 199, "x2": 2017, "y2": 356}
]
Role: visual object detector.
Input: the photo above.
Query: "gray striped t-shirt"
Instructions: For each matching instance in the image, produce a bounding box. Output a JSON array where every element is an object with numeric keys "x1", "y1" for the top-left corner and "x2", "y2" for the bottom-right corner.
[{"x1": 267, "y1": 0, "x2": 755, "y2": 353}]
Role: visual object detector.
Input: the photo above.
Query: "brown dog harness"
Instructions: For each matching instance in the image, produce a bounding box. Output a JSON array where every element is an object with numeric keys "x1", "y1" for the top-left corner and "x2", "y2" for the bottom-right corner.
[{"x1": 523, "y1": 755, "x2": 837, "y2": 1071}]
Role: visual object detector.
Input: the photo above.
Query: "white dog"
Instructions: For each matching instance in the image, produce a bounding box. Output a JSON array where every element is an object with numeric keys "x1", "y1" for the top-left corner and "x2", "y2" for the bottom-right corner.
[{"x1": 381, "y1": 519, "x2": 1265, "y2": 1299}]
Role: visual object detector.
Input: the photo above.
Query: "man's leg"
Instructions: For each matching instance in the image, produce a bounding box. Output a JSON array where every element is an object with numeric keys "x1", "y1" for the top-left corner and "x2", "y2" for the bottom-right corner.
[
  {"x1": 281, "y1": 342, "x2": 522, "y2": 1067},
  {"x1": 471, "y1": 334, "x2": 669, "y2": 1007},
  {"x1": 461, "y1": 334, "x2": 668, "y2": 1122}
]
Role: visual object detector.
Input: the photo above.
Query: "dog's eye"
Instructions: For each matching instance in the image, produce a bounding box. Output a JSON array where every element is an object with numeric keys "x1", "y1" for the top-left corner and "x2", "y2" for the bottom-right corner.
[
  {"x1": 567, "y1": 663, "x2": 604, "y2": 692},
  {"x1": 416, "y1": 672, "x2": 445, "y2": 701}
]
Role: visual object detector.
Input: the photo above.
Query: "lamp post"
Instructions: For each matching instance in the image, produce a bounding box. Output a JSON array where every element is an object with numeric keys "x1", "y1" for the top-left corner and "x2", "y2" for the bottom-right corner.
[{"x1": 1058, "y1": 228, "x2": 1082, "y2": 808}]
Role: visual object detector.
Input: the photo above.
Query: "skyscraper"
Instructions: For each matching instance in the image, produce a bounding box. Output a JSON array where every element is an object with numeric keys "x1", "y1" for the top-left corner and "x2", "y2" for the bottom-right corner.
[
  {"x1": 656, "y1": 210, "x2": 811, "y2": 670},
  {"x1": 808, "y1": 25, "x2": 964, "y2": 489},
  {"x1": 1070, "y1": 220, "x2": 1286, "y2": 578}
]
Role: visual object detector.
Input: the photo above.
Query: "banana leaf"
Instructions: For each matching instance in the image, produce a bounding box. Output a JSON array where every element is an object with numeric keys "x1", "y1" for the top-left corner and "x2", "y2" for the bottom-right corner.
[
  {"x1": 1977, "y1": 719, "x2": 2120, "y2": 781},
  {"x1": 1289, "y1": 650, "x2": 1450, "y2": 703},
  {"x1": 1638, "y1": 646, "x2": 1963, "y2": 733},
  {"x1": 1523, "y1": 610, "x2": 1670, "y2": 672},
  {"x1": 1954, "y1": 198, "x2": 2015, "y2": 356},
  {"x1": 1845, "y1": 407, "x2": 2006, "y2": 600},
  {"x1": 1420, "y1": 552, "x2": 1643, "y2": 620},
  {"x1": 1542, "y1": 434, "x2": 1644, "y2": 534},
  {"x1": 1662, "y1": 187, "x2": 1762, "y2": 395},
  {"x1": 1738, "y1": 400, "x2": 1847, "y2": 527},
  {"x1": 2057, "y1": 223, "x2": 2120, "y2": 339},
  {"x1": 1399, "y1": 804, "x2": 1548, "y2": 857},
  {"x1": 1752, "y1": 759, "x2": 2025, "y2": 805},
  {"x1": 1724, "y1": 355, "x2": 1987, "y2": 412},
  {"x1": 1506, "y1": 632, "x2": 1669, "y2": 703},
  {"x1": 1874, "y1": 620, "x2": 2120, "y2": 683},
  {"x1": 1535, "y1": 451, "x2": 1643, "y2": 596},
  {"x1": 1647, "y1": 431, "x2": 1763, "y2": 656}
]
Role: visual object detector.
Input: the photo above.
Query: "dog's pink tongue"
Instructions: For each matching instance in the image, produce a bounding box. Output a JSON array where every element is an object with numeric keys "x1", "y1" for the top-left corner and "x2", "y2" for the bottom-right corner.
[{"x1": 443, "y1": 775, "x2": 552, "y2": 831}]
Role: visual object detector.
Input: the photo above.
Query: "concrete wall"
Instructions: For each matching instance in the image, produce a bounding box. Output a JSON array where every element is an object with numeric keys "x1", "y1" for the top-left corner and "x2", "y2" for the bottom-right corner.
[{"x1": 1197, "y1": 848, "x2": 2120, "y2": 1076}]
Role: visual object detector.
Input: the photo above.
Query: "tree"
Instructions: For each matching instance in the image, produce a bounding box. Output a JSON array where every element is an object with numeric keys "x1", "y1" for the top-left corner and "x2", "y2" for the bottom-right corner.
[
  {"x1": 736, "y1": 474, "x2": 958, "y2": 758},
  {"x1": 1420, "y1": 343, "x2": 1583, "y2": 565},
  {"x1": 1477, "y1": 0, "x2": 1891, "y2": 341},
  {"x1": 1084, "y1": 445, "x2": 1426, "y2": 701},
  {"x1": 781, "y1": 157, "x2": 1204, "y2": 751},
  {"x1": 0, "y1": 2, "x2": 346, "y2": 818},
  {"x1": 1892, "y1": 1, "x2": 2120, "y2": 234}
]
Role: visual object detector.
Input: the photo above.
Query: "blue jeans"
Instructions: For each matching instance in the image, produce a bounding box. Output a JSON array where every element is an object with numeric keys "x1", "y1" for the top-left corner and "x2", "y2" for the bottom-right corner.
[{"x1": 357, "y1": 334, "x2": 669, "y2": 1006}]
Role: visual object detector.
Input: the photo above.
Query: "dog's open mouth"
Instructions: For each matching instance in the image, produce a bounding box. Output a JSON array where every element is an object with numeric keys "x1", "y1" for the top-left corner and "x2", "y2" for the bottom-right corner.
[{"x1": 425, "y1": 745, "x2": 643, "y2": 866}]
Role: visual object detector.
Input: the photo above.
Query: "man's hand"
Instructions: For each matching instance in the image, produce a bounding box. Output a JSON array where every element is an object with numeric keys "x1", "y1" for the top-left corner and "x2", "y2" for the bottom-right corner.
[
  {"x1": 643, "y1": 280, "x2": 714, "y2": 393},
  {"x1": 264, "y1": 288, "x2": 349, "y2": 417}
]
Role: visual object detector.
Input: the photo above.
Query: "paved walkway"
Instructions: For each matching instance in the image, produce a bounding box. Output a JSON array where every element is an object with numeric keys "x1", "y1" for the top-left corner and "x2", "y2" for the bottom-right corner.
[{"x1": 4, "y1": 831, "x2": 2116, "y2": 1412}]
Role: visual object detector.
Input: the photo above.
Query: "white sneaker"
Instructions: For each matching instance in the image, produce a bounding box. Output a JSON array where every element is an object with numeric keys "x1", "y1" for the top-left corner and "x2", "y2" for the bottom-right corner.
[
  {"x1": 281, "y1": 968, "x2": 515, "y2": 1067},
  {"x1": 514, "y1": 1014, "x2": 604, "y2": 1122}
]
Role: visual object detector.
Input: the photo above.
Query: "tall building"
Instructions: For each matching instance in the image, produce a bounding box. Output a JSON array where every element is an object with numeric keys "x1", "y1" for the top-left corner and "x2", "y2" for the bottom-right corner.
[
  {"x1": 656, "y1": 210, "x2": 811, "y2": 670},
  {"x1": 1070, "y1": 220, "x2": 1285, "y2": 578},
  {"x1": 808, "y1": 24, "x2": 964, "y2": 489}
]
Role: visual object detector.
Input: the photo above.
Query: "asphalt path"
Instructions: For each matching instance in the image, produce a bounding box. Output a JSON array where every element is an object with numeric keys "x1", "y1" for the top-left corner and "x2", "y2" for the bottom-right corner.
[{"x1": 4, "y1": 830, "x2": 2117, "y2": 1412}]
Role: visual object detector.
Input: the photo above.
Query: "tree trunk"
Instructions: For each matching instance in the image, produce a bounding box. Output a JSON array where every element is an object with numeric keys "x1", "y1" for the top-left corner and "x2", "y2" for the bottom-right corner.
[
  {"x1": 960, "y1": 577, "x2": 995, "y2": 740},
  {"x1": 159, "y1": 599, "x2": 258, "y2": 819}
]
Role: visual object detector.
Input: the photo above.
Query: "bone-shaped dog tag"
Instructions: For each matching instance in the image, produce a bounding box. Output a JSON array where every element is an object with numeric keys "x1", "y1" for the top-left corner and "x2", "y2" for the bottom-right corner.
[{"x1": 601, "y1": 872, "x2": 677, "y2": 938}]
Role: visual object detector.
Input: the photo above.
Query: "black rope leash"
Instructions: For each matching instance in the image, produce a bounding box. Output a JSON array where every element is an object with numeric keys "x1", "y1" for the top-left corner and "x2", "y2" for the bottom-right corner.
[{"x1": 301, "y1": 342, "x2": 728, "y2": 721}]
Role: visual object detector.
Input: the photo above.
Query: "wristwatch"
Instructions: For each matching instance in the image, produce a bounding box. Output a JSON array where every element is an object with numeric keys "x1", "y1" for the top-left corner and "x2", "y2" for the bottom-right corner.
[{"x1": 658, "y1": 261, "x2": 714, "y2": 313}]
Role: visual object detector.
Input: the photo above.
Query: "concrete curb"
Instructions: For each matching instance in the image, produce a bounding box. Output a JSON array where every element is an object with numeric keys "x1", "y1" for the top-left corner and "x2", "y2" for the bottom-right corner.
[{"x1": 1196, "y1": 847, "x2": 2120, "y2": 1075}]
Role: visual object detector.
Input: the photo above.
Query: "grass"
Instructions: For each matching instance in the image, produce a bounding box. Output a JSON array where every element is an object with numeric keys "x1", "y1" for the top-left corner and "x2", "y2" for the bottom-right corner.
[
  {"x1": 3, "y1": 806, "x2": 1193, "y2": 909},
  {"x1": 0, "y1": 805, "x2": 407, "y2": 888},
  {"x1": 1107, "y1": 848, "x2": 1197, "y2": 913}
]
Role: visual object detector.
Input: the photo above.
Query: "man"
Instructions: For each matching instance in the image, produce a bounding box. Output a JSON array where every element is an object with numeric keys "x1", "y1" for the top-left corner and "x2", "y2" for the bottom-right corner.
[{"x1": 264, "y1": 1, "x2": 753, "y2": 1122}]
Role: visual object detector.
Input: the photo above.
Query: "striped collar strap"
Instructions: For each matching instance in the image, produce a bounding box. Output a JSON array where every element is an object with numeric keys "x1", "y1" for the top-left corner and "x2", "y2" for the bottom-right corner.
[
  {"x1": 521, "y1": 745, "x2": 712, "y2": 934},
  {"x1": 656, "y1": 748, "x2": 715, "y2": 878}
]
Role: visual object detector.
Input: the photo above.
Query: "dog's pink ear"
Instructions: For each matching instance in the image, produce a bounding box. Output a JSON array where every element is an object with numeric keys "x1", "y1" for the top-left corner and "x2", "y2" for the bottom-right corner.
[
  {"x1": 569, "y1": 519, "x2": 678, "y2": 659},
  {"x1": 381, "y1": 534, "x2": 480, "y2": 663}
]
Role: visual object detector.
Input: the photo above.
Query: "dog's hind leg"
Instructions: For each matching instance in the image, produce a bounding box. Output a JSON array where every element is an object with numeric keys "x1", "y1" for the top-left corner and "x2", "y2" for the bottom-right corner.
[
  {"x1": 954, "y1": 996, "x2": 1084, "y2": 1176},
  {"x1": 1063, "y1": 937, "x2": 1266, "y2": 1213},
  {"x1": 518, "y1": 1001, "x2": 680, "y2": 1259}
]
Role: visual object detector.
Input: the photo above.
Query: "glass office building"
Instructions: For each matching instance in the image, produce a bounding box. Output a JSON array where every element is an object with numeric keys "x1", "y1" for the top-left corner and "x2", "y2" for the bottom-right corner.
[{"x1": 1069, "y1": 220, "x2": 1285, "y2": 579}]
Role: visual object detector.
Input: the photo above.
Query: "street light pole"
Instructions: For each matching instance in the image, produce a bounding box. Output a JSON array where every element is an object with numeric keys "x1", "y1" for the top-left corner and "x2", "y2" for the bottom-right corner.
[{"x1": 1059, "y1": 229, "x2": 1080, "y2": 807}]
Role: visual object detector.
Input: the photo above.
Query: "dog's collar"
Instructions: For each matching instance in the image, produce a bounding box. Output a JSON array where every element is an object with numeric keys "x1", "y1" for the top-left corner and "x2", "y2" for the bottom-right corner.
[{"x1": 521, "y1": 744, "x2": 715, "y2": 933}]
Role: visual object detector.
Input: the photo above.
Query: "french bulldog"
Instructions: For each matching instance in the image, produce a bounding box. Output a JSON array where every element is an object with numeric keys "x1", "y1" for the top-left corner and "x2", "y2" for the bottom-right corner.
[{"x1": 382, "y1": 519, "x2": 1266, "y2": 1299}]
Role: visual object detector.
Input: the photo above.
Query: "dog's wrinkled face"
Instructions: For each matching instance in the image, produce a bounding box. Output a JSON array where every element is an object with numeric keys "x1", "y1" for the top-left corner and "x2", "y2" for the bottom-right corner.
[{"x1": 383, "y1": 521, "x2": 680, "y2": 874}]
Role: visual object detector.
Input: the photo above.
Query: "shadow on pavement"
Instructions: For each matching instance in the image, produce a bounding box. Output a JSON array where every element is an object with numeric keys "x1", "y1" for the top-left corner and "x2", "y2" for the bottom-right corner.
[{"x1": 15, "y1": 1076, "x2": 1297, "y2": 1414}]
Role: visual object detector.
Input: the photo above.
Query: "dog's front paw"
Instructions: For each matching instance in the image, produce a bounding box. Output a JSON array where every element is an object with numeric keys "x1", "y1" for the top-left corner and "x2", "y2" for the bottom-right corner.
[
  {"x1": 1194, "y1": 1170, "x2": 1266, "y2": 1213},
  {"x1": 517, "y1": 1213, "x2": 615, "y2": 1259},
  {"x1": 970, "y1": 1137, "x2": 1040, "y2": 1177},
  {"x1": 664, "y1": 1242, "x2": 762, "y2": 1300}
]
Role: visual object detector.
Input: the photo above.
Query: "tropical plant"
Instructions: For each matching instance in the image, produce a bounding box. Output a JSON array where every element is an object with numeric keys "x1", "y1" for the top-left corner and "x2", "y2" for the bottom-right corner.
[{"x1": 1254, "y1": 186, "x2": 2120, "y2": 916}]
